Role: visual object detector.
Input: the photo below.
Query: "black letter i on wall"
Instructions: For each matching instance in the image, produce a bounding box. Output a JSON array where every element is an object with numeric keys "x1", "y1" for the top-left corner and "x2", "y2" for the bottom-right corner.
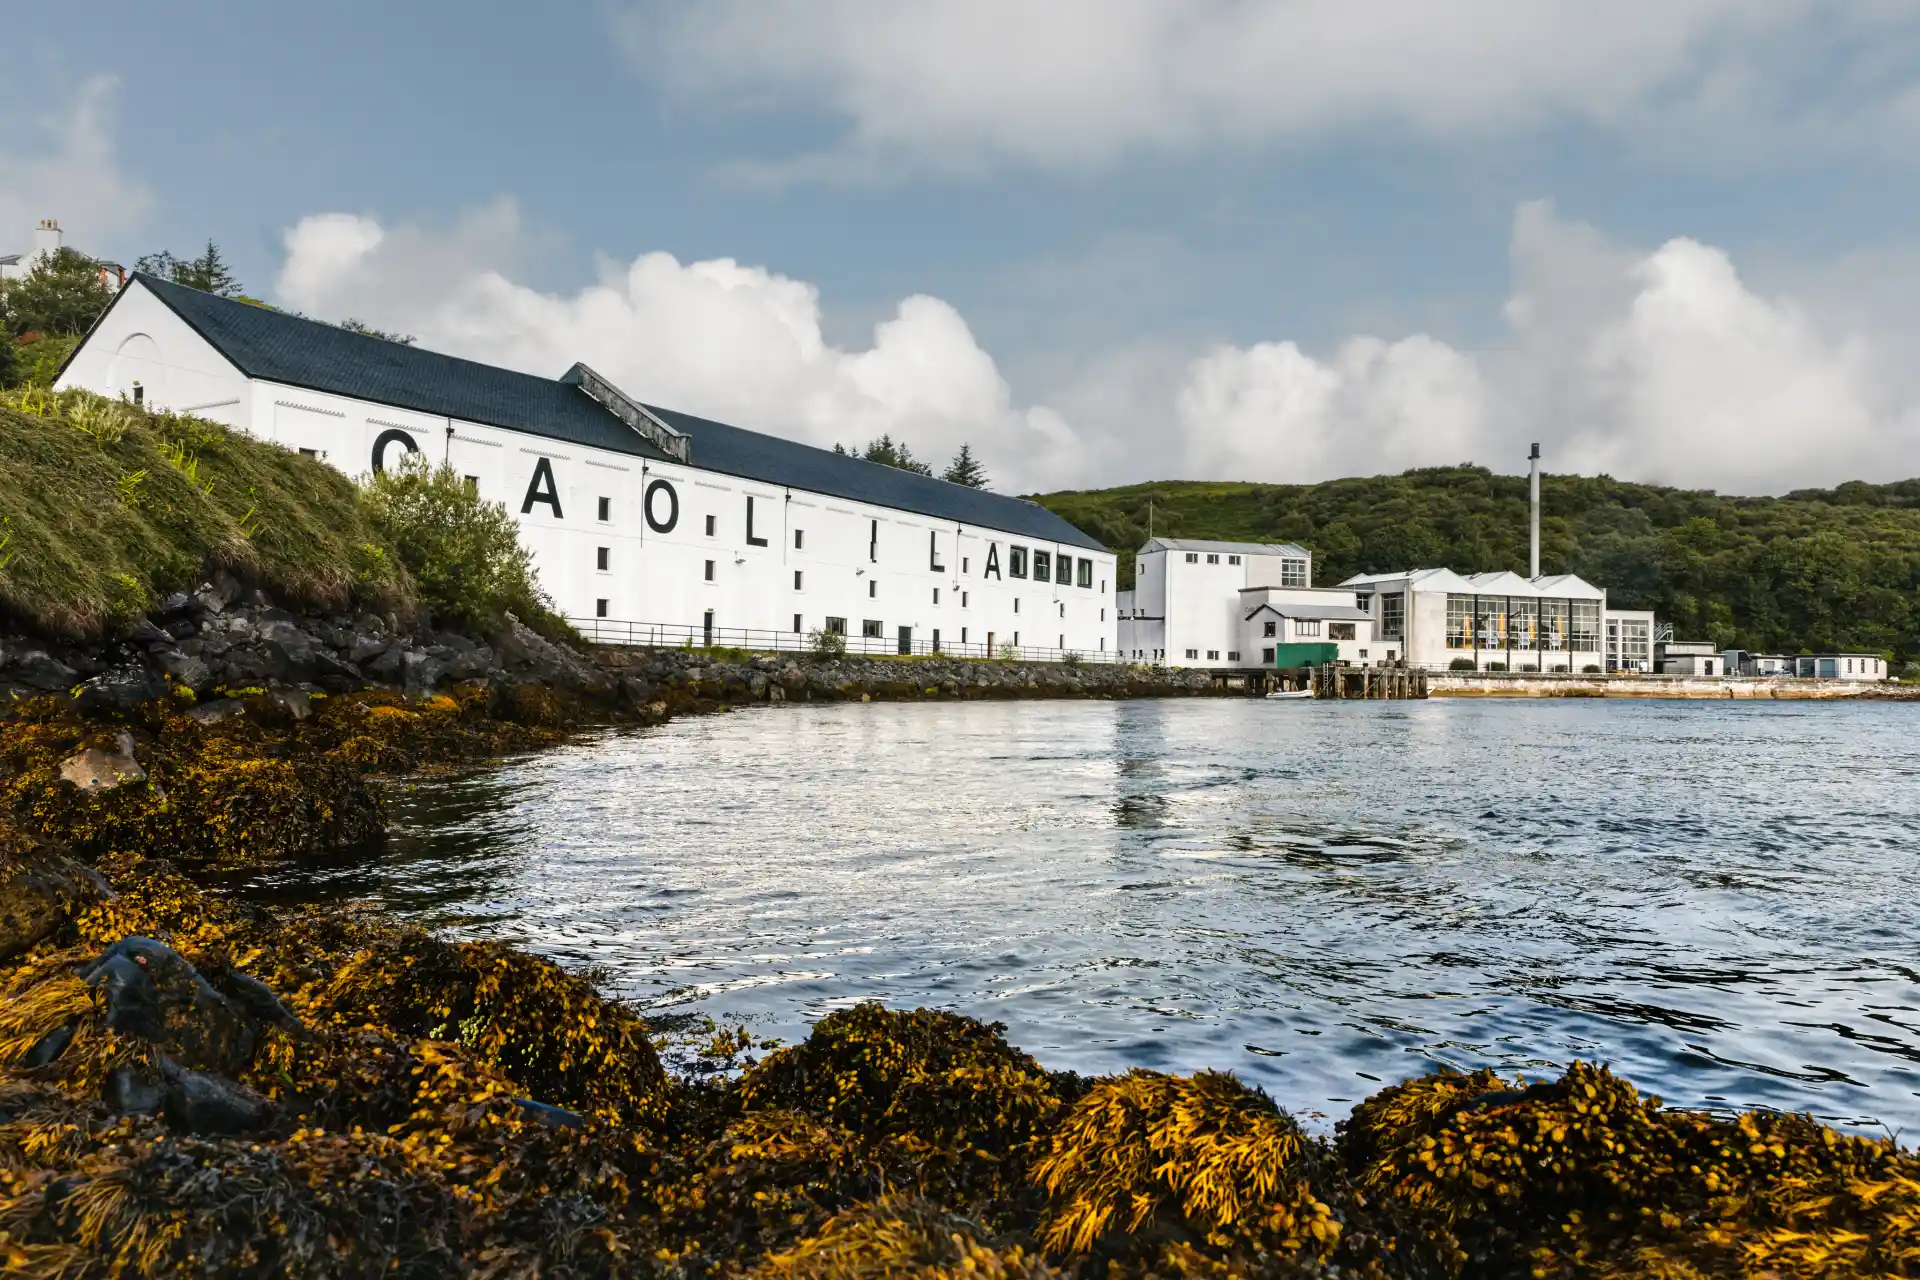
[{"x1": 522, "y1": 457, "x2": 563, "y2": 517}]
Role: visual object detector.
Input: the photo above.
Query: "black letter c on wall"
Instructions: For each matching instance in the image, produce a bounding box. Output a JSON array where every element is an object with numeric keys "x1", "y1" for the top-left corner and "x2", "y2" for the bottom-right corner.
[
  {"x1": 371, "y1": 428, "x2": 419, "y2": 474},
  {"x1": 644, "y1": 478, "x2": 679, "y2": 533}
]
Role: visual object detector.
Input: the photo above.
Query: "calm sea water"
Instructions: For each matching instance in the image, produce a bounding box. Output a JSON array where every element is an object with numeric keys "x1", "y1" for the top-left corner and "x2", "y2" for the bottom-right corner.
[{"x1": 237, "y1": 698, "x2": 1920, "y2": 1131}]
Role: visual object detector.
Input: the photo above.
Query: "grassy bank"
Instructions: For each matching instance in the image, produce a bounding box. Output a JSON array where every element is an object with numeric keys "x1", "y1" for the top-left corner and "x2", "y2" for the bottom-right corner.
[{"x1": 0, "y1": 387, "x2": 411, "y2": 639}]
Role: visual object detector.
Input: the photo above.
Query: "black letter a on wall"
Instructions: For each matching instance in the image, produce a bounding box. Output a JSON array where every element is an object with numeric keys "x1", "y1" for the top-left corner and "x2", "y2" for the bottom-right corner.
[{"x1": 521, "y1": 457, "x2": 563, "y2": 517}]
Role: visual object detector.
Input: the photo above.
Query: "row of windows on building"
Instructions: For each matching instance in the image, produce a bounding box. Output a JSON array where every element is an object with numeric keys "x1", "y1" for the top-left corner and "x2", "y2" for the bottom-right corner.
[
  {"x1": 1258, "y1": 619, "x2": 1357, "y2": 639},
  {"x1": 1184, "y1": 649, "x2": 1243, "y2": 661},
  {"x1": 1441, "y1": 594, "x2": 1602, "y2": 651},
  {"x1": 1181, "y1": 552, "x2": 1309, "y2": 587}
]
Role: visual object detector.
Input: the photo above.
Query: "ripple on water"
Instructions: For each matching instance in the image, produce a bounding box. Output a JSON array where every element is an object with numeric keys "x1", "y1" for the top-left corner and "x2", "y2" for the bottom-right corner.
[{"x1": 234, "y1": 696, "x2": 1920, "y2": 1132}]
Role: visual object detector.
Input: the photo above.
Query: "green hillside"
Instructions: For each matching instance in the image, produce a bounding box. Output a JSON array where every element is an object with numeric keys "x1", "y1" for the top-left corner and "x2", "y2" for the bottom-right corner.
[{"x1": 1032, "y1": 467, "x2": 1920, "y2": 662}]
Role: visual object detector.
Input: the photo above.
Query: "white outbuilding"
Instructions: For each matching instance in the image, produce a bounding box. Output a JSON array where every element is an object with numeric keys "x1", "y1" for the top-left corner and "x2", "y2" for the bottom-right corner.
[
  {"x1": 56, "y1": 274, "x2": 1118, "y2": 659},
  {"x1": 1337, "y1": 568, "x2": 1610, "y2": 672}
]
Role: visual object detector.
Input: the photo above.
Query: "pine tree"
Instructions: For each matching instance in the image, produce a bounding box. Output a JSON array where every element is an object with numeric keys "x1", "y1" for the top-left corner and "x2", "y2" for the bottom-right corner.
[
  {"x1": 855, "y1": 434, "x2": 934, "y2": 476},
  {"x1": 135, "y1": 240, "x2": 242, "y2": 297},
  {"x1": 943, "y1": 443, "x2": 989, "y2": 489}
]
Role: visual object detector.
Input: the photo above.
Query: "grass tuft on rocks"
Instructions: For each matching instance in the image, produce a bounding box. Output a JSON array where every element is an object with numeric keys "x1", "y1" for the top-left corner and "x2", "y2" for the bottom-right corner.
[{"x1": 0, "y1": 387, "x2": 413, "y2": 639}]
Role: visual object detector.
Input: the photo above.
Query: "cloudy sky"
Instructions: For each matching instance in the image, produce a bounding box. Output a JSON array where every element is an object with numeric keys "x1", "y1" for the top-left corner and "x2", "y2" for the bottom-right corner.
[{"x1": 8, "y1": 1, "x2": 1920, "y2": 494}]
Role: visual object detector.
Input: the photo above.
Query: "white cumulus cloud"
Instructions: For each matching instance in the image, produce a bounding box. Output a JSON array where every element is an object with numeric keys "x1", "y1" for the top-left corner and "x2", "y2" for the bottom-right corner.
[
  {"x1": 624, "y1": 0, "x2": 1920, "y2": 176},
  {"x1": 275, "y1": 205, "x2": 1086, "y2": 492},
  {"x1": 272, "y1": 200, "x2": 1920, "y2": 497}
]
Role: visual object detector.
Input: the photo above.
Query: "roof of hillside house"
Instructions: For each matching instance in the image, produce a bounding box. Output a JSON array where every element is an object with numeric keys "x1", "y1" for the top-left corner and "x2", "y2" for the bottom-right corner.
[
  {"x1": 110, "y1": 274, "x2": 1105, "y2": 551},
  {"x1": 1143, "y1": 537, "x2": 1310, "y2": 557}
]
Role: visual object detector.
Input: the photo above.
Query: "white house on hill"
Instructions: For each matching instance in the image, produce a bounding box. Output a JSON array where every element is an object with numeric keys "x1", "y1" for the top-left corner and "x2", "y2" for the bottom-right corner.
[{"x1": 56, "y1": 274, "x2": 1118, "y2": 659}]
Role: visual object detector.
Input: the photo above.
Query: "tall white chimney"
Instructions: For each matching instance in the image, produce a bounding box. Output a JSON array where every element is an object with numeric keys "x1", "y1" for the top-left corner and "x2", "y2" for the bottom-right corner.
[
  {"x1": 32, "y1": 219, "x2": 62, "y2": 264},
  {"x1": 1528, "y1": 442, "x2": 1542, "y2": 579}
]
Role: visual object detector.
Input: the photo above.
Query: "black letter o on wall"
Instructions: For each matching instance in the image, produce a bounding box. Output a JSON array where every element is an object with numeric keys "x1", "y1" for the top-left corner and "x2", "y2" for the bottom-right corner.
[
  {"x1": 371, "y1": 428, "x2": 419, "y2": 474},
  {"x1": 644, "y1": 478, "x2": 679, "y2": 533}
]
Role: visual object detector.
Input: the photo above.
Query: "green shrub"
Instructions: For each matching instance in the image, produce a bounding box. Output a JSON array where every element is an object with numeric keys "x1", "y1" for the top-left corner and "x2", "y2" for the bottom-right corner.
[
  {"x1": 0, "y1": 337, "x2": 19, "y2": 390},
  {"x1": 1486, "y1": 661, "x2": 1507, "y2": 672},
  {"x1": 1583, "y1": 664, "x2": 1602, "y2": 673},
  {"x1": 808, "y1": 627, "x2": 847, "y2": 659},
  {"x1": 1448, "y1": 657, "x2": 1475, "y2": 671},
  {"x1": 357, "y1": 455, "x2": 561, "y2": 639}
]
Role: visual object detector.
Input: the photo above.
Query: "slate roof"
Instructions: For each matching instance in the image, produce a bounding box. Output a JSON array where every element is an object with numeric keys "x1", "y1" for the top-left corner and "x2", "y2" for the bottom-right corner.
[
  {"x1": 123, "y1": 274, "x2": 1104, "y2": 551},
  {"x1": 1142, "y1": 537, "x2": 1310, "y2": 556}
]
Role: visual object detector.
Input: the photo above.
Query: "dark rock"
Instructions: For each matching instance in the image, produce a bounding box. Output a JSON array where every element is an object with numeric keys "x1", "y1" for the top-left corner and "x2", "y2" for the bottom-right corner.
[
  {"x1": 400, "y1": 651, "x2": 448, "y2": 697},
  {"x1": 496, "y1": 617, "x2": 613, "y2": 695},
  {"x1": 81, "y1": 937, "x2": 258, "y2": 1074},
  {"x1": 103, "y1": 1065, "x2": 167, "y2": 1116},
  {"x1": 74, "y1": 666, "x2": 168, "y2": 718},
  {"x1": 513, "y1": 1096, "x2": 584, "y2": 1129},
  {"x1": 12, "y1": 649, "x2": 78, "y2": 692},
  {"x1": 154, "y1": 648, "x2": 213, "y2": 691},
  {"x1": 58, "y1": 731, "x2": 146, "y2": 792},
  {"x1": 21, "y1": 1023, "x2": 74, "y2": 1069},
  {"x1": 184, "y1": 698, "x2": 244, "y2": 726},
  {"x1": 0, "y1": 839, "x2": 111, "y2": 962},
  {"x1": 125, "y1": 618, "x2": 173, "y2": 648},
  {"x1": 267, "y1": 688, "x2": 313, "y2": 722},
  {"x1": 446, "y1": 647, "x2": 493, "y2": 681},
  {"x1": 156, "y1": 591, "x2": 193, "y2": 620},
  {"x1": 347, "y1": 634, "x2": 390, "y2": 665},
  {"x1": 211, "y1": 968, "x2": 304, "y2": 1035},
  {"x1": 161, "y1": 1060, "x2": 273, "y2": 1135}
]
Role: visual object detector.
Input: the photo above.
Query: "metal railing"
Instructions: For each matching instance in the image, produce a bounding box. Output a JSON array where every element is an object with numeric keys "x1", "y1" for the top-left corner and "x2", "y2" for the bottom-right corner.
[{"x1": 565, "y1": 617, "x2": 1128, "y2": 665}]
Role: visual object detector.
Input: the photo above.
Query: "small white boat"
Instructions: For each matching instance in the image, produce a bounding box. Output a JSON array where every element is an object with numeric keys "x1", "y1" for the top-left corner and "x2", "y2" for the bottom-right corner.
[{"x1": 1265, "y1": 688, "x2": 1314, "y2": 700}]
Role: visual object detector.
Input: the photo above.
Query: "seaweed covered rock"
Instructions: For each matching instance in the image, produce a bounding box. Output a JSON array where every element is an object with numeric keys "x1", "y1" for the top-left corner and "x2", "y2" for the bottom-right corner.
[
  {"x1": 1032, "y1": 1068, "x2": 1342, "y2": 1275},
  {"x1": 754, "y1": 1195, "x2": 1060, "y2": 1279},
  {"x1": 1343, "y1": 1061, "x2": 1920, "y2": 1277},
  {"x1": 739, "y1": 1003, "x2": 1068, "y2": 1203},
  {"x1": 0, "y1": 820, "x2": 109, "y2": 961}
]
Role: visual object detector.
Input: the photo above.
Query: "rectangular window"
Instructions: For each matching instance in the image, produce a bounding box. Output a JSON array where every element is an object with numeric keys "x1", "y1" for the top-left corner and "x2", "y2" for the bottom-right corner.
[
  {"x1": 298, "y1": 447, "x2": 318, "y2": 458},
  {"x1": 1329, "y1": 622, "x2": 1356, "y2": 640},
  {"x1": 1009, "y1": 546, "x2": 1028, "y2": 578},
  {"x1": 963, "y1": 556, "x2": 969, "y2": 573},
  {"x1": 1447, "y1": 594, "x2": 1472, "y2": 648},
  {"x1": 962, "y1": 627, "x2": 968, "y2": 643},
  {"x1": 595, "y1": 598, "x2": 608, "y2": 618},
  {"x1": 1509, "y1": 598, "x2": 1536, "y2": 651},
  {"x1": 932, "y1": 629, "x2": 941, "y2": 653},
  {"x1": 1380, "y1": 592, "x2": 1405, "y2": 640},
  {"x1": 794, "y1": 570, "x2": 804, "y2": 590},
  {"x1": 1014, "y1": 598, "x2": 1020, "y2": 613},
  {"x1": 1281, "y1": 559, "x2": 1308, "y2": 587},
  {"x1": 1477, "y1": 596, "x2": 1507, "y2": 650},
  {"x1": 869, "y1": 519, "x2": 878, "y2": 562},
  {"x1": 1206, "y1": 649, "x2": 1219, "y2": 659},
  {"x1": 597, "y1": 496, "x2": 610, "y2": 522},
  {"x1": 596, "y1": 546, "x2": 609, "y2": 572},
  {"x1": 1185, "y1": 553, "x2": 1199, "y2": 563},
  {"x1": 1227, "y1": 650, "x2": 1240, "y2": 661},
  {"x1": 1206, "y1": 554, "x2": 1219, "y2": 564},
  {"x1": 1295, "y1": 619, "x2": 1322, "y2": 637},
  {"x1": 1261, "y1": 647, "x2": 1275, "y2": 664},
  {"x1": 962, "y1": 591, "x2": 969, "y2": 607},
  {"x1": 793, "y1": 613, "x2": 802, "y2": 634},
  {"x1": 794, "y1": 529, "x2": 805, "y2": 549},
  {"x1": 1227, "y1": 554, "x2": 1241, "y2": 565},
  {"x1": 869, "y1": 579, "x2": 877, "y2": 598},
  {"x1": 1570, "y1": 600, "x2": 1600, "y2": 650},
  {"x1": 1033, "y1": 550, "x2": 1051, "y2": 582},
  {"x1": 705, "y1": 514, "x2": 716, "y2": 537},
  {"x1": 1263, "y1": 620, "x2": 1277, "y2": 637},
  {"x1": 1355, "y1": 592, "x2": 1373, "y2": 614},
  {"x1": 1058, "y1": 634, "x2": 1065, "y2": 649},
  {"x1": 704, "y1": 559, "x2": 715, "y2": 581},
  {"x1": 825, "y1": 616, "x2": 847, "y2": 635},
  {"x1": 1186, "y1": 648, "x2": 1199, "y2": 659},
  {"x1": 863, "y1": 619, "x2": 884, "y2": 638},
  {"x1": 1081, "y1": 560, "x2": 1094, "y2": 589},
  {"x1": 1058, "y1": 601, "x2": 1065, "y2": 617}
]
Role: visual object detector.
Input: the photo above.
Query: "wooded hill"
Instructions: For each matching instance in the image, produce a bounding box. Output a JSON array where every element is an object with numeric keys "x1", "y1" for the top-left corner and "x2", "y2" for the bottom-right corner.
[{"x1": 1032, "y1": 468, "x2": 1920, "y2": 663}]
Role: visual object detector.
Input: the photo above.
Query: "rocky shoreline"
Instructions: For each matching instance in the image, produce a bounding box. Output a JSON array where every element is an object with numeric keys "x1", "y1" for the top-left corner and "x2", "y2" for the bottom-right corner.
[{"x1": 1, "y1": 587, "x2": 1916, "y2": 1276}]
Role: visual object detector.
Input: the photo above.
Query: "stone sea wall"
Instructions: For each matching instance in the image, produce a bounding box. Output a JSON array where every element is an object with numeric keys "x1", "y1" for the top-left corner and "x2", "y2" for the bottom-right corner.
[{"x1": 1430, "y1": 671, "x2": 1898, "y2": 699}]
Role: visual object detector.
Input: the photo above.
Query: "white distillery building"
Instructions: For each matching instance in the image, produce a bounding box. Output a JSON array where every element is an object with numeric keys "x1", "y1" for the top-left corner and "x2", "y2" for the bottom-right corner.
[
  {"x1": 1117, "y1": 538, "x2": 1370, "y2": 668},
  {"x1": 1337, "y1": 569, "x2": 1614, "y2": 672},
  {"x1": 56, "y1": 274, "x2": 1118, "y2": 658}
]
